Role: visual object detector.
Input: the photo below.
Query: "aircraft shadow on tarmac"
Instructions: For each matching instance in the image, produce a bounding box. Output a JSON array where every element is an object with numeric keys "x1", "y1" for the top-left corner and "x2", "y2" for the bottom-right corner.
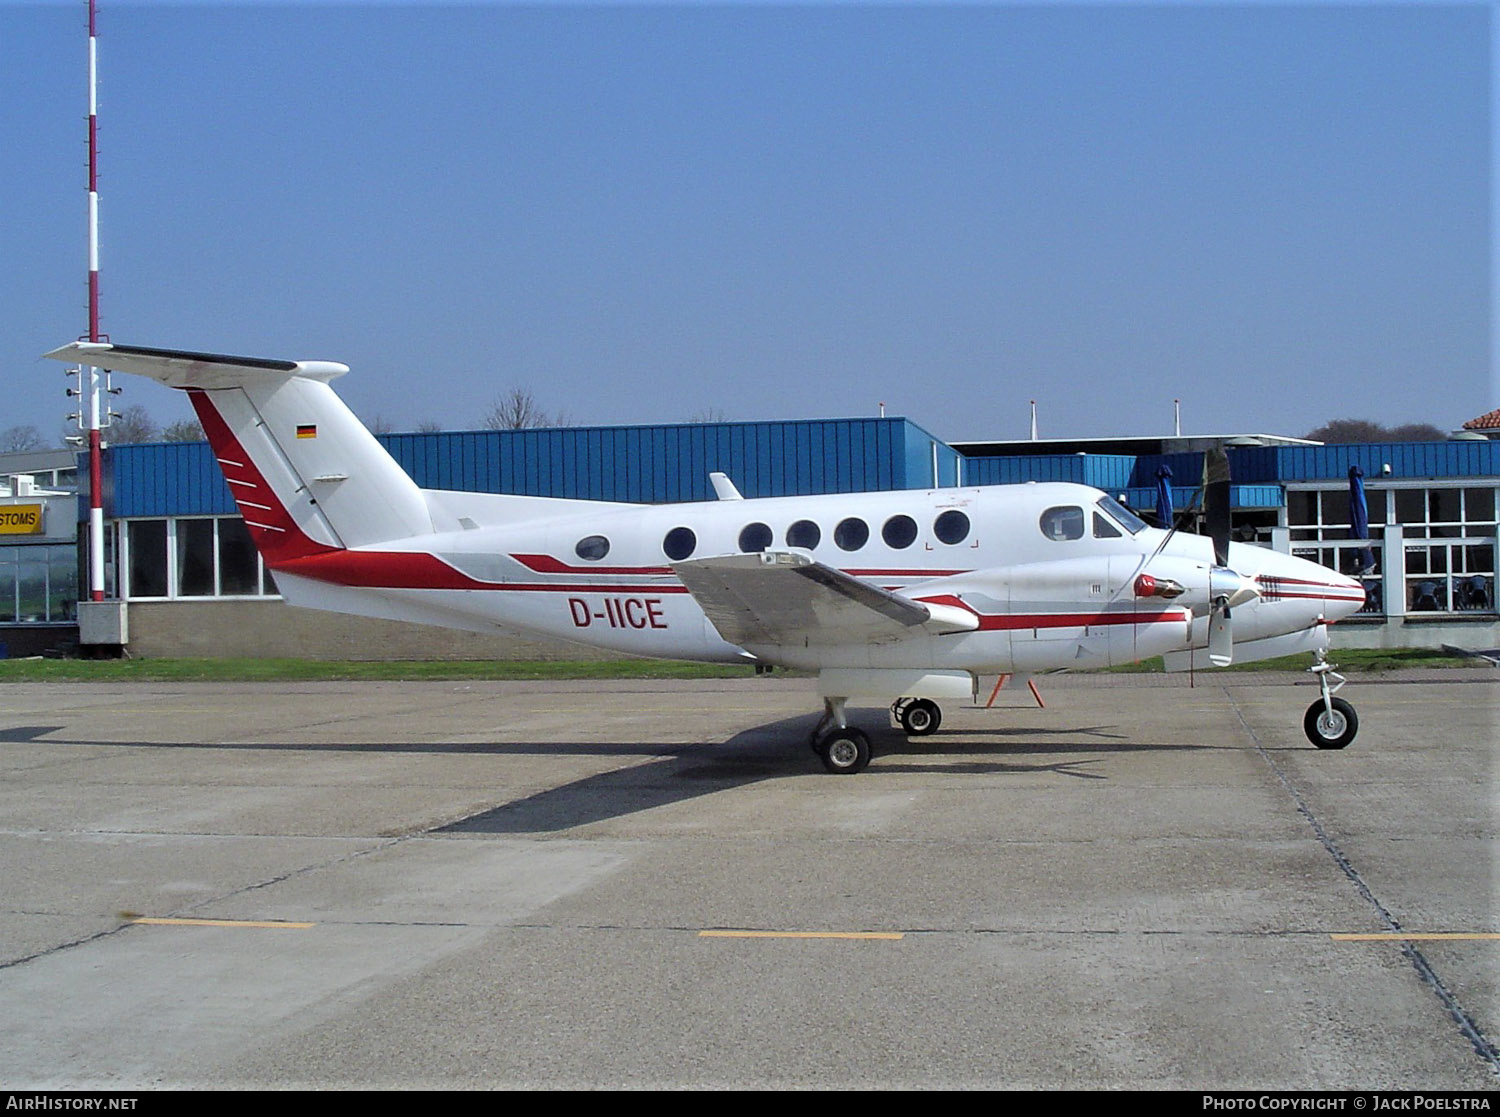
[
  {"x1": 3, "y1": 716, "x2": 1213, "y2": 835},
  {"x1": 439, "y1": 715, "x2": 1214, "y2": 835}
]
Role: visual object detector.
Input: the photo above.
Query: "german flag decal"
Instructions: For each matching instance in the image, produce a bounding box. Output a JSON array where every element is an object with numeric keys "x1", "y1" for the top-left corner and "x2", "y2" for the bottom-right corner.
[{"x1": 296, "y1": 424, "x2": 317, "y2": 439}]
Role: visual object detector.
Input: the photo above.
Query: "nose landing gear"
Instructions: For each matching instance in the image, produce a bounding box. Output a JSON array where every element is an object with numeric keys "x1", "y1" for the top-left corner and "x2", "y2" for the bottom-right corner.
[{"x1": 1304, "y1": 650, "x2": 1357, "y2": 749}]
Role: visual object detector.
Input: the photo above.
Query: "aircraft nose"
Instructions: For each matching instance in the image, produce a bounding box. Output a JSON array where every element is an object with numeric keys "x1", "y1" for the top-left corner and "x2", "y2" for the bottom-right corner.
[{"x1": 1262, "y1": 552, "x2": 1366, "y2": 622}]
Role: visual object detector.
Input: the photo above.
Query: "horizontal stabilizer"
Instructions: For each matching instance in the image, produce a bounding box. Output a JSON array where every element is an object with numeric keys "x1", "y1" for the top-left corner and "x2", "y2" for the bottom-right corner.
[{"x1": 44, "y1": 342, "x2": 349, "y2": 389}]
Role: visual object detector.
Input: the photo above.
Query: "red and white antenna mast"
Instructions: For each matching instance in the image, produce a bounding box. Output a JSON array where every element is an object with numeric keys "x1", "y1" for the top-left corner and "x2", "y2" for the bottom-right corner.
[{"x1": 81, "y1": 0, "x2": 107, "y2": 603}]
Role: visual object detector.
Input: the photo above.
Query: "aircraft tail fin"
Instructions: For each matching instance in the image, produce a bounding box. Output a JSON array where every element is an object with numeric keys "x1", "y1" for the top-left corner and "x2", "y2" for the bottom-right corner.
[{"x1": 44, "y1": 343, "x2": 435, "y2": 562}]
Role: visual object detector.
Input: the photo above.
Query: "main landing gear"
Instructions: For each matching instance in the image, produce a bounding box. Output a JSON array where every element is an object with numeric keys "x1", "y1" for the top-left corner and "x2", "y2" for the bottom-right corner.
[
  {"x1": 809, "y1": 696, "x2": 871, "y2": 774},
  {"x1": 891, "y1": 697, "x2": 942, "y2": 737},
  {"x1": 807, "y1": 696, "x2": 948, "y2": 774},
  {"x1": 1303, "y1": 649, "x2": 1358, "y2": 749}
]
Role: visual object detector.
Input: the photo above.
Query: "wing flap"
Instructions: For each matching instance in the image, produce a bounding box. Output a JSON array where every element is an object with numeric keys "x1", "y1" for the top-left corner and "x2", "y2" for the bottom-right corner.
[{"x1": 672, "y1": 552, "x2": 976, "y2": 648}]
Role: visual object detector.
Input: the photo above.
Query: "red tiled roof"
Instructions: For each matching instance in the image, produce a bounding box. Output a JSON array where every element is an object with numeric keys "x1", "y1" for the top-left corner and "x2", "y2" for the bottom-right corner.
[{"x1": 1463, "y1": 408, "x2": 1500, "y2": 431}]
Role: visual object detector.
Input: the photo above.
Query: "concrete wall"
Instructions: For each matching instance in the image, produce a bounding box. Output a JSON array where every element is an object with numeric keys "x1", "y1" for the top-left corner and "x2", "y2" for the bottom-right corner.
[{"x1": 122, "y1": 600, "x2": 615, "y2": 661}]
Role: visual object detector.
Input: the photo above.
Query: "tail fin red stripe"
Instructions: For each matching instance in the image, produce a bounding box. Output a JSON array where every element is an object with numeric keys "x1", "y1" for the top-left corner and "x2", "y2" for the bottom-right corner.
[{"x1": 187, "y1": 389, "x2": 336, "y2": 565}]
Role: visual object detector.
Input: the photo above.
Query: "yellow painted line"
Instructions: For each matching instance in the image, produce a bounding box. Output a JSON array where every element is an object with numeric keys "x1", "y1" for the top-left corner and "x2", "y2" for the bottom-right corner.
[
  {"x1": 130, "y1": 917, "x2": 315, "y2": 929},
  {"x1": 699, "y1": 930, "x2": 903, "y2": 941},
  {"x1": 1331, "y1": 933, "x2": 1500, "y2": 942}
]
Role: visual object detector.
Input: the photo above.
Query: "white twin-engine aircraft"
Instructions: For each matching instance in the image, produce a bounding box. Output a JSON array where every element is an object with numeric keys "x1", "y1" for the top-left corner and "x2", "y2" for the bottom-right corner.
[{"x1": 48, "y1": 342, "x2": 1367, "y2": 774}]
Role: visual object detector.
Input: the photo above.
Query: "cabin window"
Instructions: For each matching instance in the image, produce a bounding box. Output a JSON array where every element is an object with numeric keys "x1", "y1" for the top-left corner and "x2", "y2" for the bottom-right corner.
[
  {"x1": 834, "y1": 517, "x2": 869, "y2": 551},
  {"x1": 739, "y1": 522, "x2": 773, "y2": 553},
  {"x1": 882, "y1": 515, "x2": 918, "y2": 550},
  {"x1": 575, "y1": 535, "x2": 611, "y2": 561},
  {"x1": 786, "y1": 520, "x2": 821, "y2": 550},
  {"x1": 663, "y1": 527, "x2": 696, "y2": 561},
  {"x1": 1040, "y1": 506, "x2": 1085, "y2": 541},
  {"x1": 934, "y1": 509, "x2": 970, "y2": 545}
]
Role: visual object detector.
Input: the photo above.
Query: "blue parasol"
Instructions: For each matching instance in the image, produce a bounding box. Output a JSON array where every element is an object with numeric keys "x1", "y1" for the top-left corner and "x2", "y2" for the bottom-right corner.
[
  {"x1": 1155, "y1": 464, "x2": 1174, "y2": 530},
  {"x1": 1348, "y1": 464, "x2": 1374, "y2": 573}
]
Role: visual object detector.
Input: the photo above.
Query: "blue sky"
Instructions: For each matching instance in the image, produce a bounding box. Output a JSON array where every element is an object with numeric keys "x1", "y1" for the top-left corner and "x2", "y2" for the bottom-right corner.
[{"x1": 3, "y1": 1, "x2": 1491, "y2": 444}]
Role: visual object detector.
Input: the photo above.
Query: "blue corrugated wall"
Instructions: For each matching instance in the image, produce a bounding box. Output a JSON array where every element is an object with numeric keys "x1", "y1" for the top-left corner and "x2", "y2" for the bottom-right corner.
[
  {"x1": 106, "y1": 417, "x2": 950, "y2": 517},
  {"x1": 100, "y1": 427, "x2": 1500, "y2": 520}
]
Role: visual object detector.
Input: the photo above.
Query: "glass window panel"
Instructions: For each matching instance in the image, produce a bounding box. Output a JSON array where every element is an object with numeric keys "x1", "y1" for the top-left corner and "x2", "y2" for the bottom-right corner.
[
  {"x1": 0, "y1": 547, "x2": 16, "y2": 622},
  {"x1": 1394, "y1": 489, "x2": 1425, "y2": 524},
  {"x1": 1286, "y1": 491, "x2": 1316, "y2": 526},
  {"x1": 1463, "y1": 545, "x2": 1494, "y2": 575},
  {"x1": 1429, "y1": 489, "x2": 1461, "y2": 524},
  {"x1": 1039, "y1": 506, "x2": 1085, "y2": 541},
  {"x1": 786, "y1": 520, "x2": 820, "y2": 550},
  {"x1": 177, "y1": 519, "x2": 216, "y2": 597},
  {"x1": 934, "y1": 509, "x2": 972, "y2": 544},
  {"x1": 738, "y1": 522, "x2": 772, "y2": 553},
  {"x1": 834, "y1": 517, "x2": 869, "y2": 551},
  {"x1": 128, "y1": 520, "x2": 168, "y2": 598},
  {"x1": 17, "y1": 558, "x2": 45, "y2": 621},
  {"x1": 48, "y1": 545, "x2": 77, "y2": 620},
  {"x1": 217, "y1": 518, "x2": 260, "y2": 595},
  {"x1": 1464, "y1": 488, "x2": 1495, "y2": 524},
  {"x1": 881, "y1": 515, "x2": 918, "y2": 550},
  {"x1": 662, "y1": 526, "x2": 696, "y2": 561},
  {"x1": 1318, "y1": 490, "x2": 1348, "y2": 527}
]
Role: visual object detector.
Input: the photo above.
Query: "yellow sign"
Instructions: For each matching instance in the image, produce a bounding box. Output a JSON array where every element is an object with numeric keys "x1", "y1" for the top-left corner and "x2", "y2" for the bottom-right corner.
[{"x1": 0, "y1": 504, "x2": 43, "y2": 535}]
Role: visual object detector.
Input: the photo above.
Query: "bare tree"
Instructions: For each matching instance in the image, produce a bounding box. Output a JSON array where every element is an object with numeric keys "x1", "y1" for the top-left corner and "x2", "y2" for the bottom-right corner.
[
  {"x1": 689, "y1": 407, "x2": 728, "y2": 424},
  {"x1": 484, "y1": 388, "x2": 560, "y2": 430},
  {"x1": 161, "y1": 419, "x2": 205, "y2": 442},
  {"x1": 1303, "y1": 418, "x2": 1446, "y2": 443},
  {"x1": 0, "y1": 425, "x2": 47, "y2": 453},
  {"x1": 106, "y1": 404, "x2": 159, "y2": 444},
  {"x1": 414, "y1": 419, "x2": 444, "y2": 433}
]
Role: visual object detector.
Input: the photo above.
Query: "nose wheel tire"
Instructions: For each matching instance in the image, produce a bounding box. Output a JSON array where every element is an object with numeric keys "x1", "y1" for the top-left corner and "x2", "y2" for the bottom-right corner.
[
  {"x1": 897, "y1": 698, "x2": 942, "y2": 737},
  {"x1": 817, "y1": 728, "x2": 872, "y2": 774},
  {"x1": 1303, "y1": 697, "x2": 1358, "y2": 749}
]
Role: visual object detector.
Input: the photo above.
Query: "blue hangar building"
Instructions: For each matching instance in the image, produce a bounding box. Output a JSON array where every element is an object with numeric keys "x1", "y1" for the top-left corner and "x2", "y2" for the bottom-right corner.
[{"x1": 1, "y1": 413, "x2": 1496, "y2": 659}]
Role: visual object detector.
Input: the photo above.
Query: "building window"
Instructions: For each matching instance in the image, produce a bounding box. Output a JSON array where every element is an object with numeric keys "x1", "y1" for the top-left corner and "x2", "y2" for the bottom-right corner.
[
  {"x1": 128, "y1": 520, "x2": 169, "y2": 599},
  {"x1": 1288, "y1": 482, "x2": 1497, "y2": 614},
  {"x1": 121, "y1": 517, "x2": 276, "y2": 600},
  {"x1": 0, "y1": 544, "x2": 77, "y2": 624}
]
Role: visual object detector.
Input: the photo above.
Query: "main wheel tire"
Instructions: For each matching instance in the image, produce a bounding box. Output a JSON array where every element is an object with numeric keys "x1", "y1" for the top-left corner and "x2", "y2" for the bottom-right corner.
[
  {"x1": 899, "y1": 698, "x2": 942, "y2": 737},
  {"x1": 1303, "y1": 697, "x2": 1358, "y2": 749},
  {"x1": 819, "y1": 728, "x2": 872, "y2": 774}
]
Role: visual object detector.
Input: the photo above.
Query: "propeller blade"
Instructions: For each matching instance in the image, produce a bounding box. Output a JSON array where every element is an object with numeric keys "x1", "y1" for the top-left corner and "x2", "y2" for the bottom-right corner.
[
  {"x1": 1208, "y1": 600, "x2": 1234, "y2": 666},
  {"x1": 1202, "y1": 443, "x2": 1232, "y2": 567}
]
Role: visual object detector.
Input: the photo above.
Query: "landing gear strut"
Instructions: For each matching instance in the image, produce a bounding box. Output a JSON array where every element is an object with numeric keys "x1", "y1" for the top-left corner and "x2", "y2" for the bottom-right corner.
[
  {"x1": 1303, "y1": 649, "x2": 1357, "y2": 749},
  {"x1": 810, "y1": 696, "x2": 872, "y2": 774}
]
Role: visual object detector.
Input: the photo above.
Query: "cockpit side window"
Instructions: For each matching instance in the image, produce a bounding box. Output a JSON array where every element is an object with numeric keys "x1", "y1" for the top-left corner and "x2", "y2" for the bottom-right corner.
[
  {"x1": 1039, "y1": 506, "x2": 1085, "y2": 541},
  {"x1": 1092, "y1": 511, "x2": 1122, "y2": 539},
  {"x1": 1096, "y1": 495, "x2": 1147, "y2": 535}
]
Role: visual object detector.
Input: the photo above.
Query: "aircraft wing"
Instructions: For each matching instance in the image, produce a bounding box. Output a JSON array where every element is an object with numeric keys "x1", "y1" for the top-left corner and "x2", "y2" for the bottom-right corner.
[{"x1": 672, "y1": 551, "x2": 977, "y2": 648}]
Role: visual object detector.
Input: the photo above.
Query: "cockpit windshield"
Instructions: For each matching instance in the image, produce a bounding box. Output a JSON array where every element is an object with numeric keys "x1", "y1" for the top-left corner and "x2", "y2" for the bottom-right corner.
[{"x1": 1096, "y1": 495, "x2": 1147, "y2": 536}]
